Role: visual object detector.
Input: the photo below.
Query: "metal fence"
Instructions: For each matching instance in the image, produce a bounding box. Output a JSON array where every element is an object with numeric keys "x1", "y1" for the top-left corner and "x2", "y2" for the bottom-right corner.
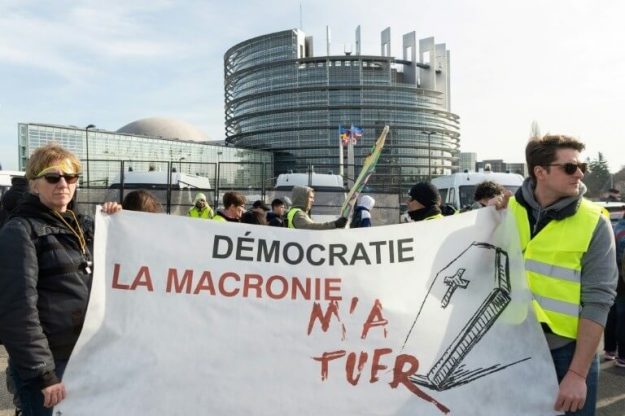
[{"x1": 74, "y1": 160, "x2": 430, "y2": 224}]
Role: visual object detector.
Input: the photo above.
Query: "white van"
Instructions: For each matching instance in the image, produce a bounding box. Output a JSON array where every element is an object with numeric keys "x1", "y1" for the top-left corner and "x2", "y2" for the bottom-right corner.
[
  {"x1": 431, "y1": 171, "x2": 524, "y2": 210},
  {"x1": 108, "y1": 171, "x2": 211, "y2": 190},
  {"x1": 107, "y1": 171, "x2": 212, "y2": 215},
  {"x1": 274, "y1": 173, "x2": 344, "y2": 191},
  {"x1": 274, "y1": 173, "x2": 345, "y2": 222}
]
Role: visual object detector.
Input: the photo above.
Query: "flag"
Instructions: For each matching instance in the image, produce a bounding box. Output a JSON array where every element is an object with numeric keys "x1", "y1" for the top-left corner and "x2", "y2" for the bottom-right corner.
[
  {"x1": 339, "y1": 126, "x2": 351, "y2": 146},
  {"x1": 340, "y1": 125, "x2": 389, "y2": 218},
  {"x1": 350, "y1": 125, "x2": 363, "y2": 144}
]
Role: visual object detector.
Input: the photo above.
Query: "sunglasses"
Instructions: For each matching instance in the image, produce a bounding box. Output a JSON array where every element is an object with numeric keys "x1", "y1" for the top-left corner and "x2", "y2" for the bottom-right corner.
[
  {"x1": 546, "y1": 162, "x2": 588, "y2": 175},
  {"x1": 38, "y1": 172, "x2": 80, "y2": 184}
]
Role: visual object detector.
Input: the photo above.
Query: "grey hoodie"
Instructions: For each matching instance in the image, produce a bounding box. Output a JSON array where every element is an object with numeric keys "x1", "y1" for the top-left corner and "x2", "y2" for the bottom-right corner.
[
  {"x1": 288, "y1": 186, "x2": 338, "y2": 230},
  {"x1": 516, "y1": 178, "x2": 617, "y2": 349}
]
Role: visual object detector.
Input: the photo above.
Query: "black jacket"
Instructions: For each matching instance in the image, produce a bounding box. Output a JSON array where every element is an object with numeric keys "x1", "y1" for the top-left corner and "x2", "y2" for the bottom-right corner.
[
  {"x1": 266, "y1": 212, "x2": 284, "y2": 227},
  {"x1": 0, "y1": 193, "x2": 94, "y2": 387}
]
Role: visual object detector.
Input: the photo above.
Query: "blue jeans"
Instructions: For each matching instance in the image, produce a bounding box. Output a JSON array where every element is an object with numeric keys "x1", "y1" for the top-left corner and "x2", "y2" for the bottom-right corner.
[
  {"x1": 9, "y1": 360, "x2": 68, "y2": 416},
  {"x1": 551, "y1": 342, "x2": 599, "y2": 416},
  {"x1": 604, "y1": 299, "x2": 625, "y2": 358}
]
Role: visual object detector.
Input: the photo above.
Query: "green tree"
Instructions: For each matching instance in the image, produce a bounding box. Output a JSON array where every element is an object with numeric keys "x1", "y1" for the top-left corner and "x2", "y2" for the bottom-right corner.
[
  {"x1": 583, "y1": 152, "x2": 611, "y2": 198},
  {"x1": 613, "y1": 165, "x2": 625, "y2": 184}
]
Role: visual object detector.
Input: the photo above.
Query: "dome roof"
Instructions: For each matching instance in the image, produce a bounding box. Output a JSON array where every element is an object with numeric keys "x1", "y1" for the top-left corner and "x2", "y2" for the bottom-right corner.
[{"x1": 117, "y1": 117, "x2": 210, "y2": 141}]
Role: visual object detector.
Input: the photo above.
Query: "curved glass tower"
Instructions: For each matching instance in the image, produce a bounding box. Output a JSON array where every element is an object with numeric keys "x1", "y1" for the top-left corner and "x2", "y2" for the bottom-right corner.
[{"x1": 225, "y1": 28, "x2": 460, "y2": 188}]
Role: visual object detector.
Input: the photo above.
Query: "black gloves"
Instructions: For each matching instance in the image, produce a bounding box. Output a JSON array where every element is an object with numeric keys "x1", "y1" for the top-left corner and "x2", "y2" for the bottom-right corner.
[{"x1": 334, "y1": 216, "x2": 348, "y2": 228}]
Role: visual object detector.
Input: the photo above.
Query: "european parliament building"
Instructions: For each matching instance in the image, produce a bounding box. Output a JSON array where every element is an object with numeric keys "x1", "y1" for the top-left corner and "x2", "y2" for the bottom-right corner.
[
  {"x1": 224, "y1": 27, "x2": 460, "y2": 187},
  {"x1": 18, "y1": 118, "x2": 273, "y2": 188}
]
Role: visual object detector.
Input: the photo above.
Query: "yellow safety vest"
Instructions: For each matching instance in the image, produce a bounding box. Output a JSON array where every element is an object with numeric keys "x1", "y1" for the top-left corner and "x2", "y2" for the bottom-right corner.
[
  {"x1": 425, "y1": 213, "x2": 444, "y2": 220},
  {"x1": 509, "y1": 197, "x2": 602, "y2": 339},
  {"x1": 188, "y1": 206, "x2": 213, "y2": 219},
  {"x1": 286, "y1": 208, "x2": 302, "y2": 229},
  {"x1": 212, "y1": 213, "x2": 227, "y2": 222}
]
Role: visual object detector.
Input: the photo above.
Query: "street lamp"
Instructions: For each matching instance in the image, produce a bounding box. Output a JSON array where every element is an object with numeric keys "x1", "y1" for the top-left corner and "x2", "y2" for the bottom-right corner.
[
  {"x1": 425, "y1": 131, "x2": 434, "y2": 181},
  {"x1": 215, "y1": 151, "x2": 224, "y2": 208},
  {"x1": 178, "y1": 157, "x2": 186, "y2": 173},
  {"x1": 85, "y1": 124, "x2": 95, "y2": 185}
]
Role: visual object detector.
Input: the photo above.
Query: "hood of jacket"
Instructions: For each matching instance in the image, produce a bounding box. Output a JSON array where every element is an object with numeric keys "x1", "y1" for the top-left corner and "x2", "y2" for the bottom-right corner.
[
  {"x1": 517, "y1": 177, "x2": 586, "y2": 217},
  {"x1": 291, "y1": 186, "x2": 313, "y2": 211},
  {"x1": 514, "y1": 177, "x2": 587, "y2": 236},
  {"x1": 12, "y1": 192, "x2": 73, "y2": 225},
  {"x1": 357, "y1": 195, "x2": 375, "y2": 211},
  {"x1": 10, "y1": 192, "x2": 94, "y2": 248}
]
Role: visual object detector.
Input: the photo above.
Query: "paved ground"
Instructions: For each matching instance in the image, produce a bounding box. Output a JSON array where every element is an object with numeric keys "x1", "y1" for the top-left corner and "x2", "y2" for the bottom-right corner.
[
  {"x1": 0, "y1": 347, "x2": 13, "y2": 416},
  {"x1": 597, "y1": 357, "x2": 625, "y2": 416},
  {"x1": 1, "y1": 346, "x2": 623, "y2": 415}
]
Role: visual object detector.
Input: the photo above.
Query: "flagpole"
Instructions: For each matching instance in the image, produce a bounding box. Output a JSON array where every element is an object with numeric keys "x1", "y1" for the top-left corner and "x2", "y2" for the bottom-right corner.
[
  {"x1": 340, "y1": 125, "x2": 389, "y2": 218},
  {"x1": 347, "y1": 124, "x2": 355, "y2": 189},
  {"x1": 338, "y1": 125, "x2": 344, "y2": 178}
]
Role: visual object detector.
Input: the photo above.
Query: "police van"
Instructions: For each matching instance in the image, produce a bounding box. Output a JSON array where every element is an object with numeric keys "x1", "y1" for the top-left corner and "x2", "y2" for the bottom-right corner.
[
  {"x1": 109, "y1": 171, "x2": 211, "y2": 190},
  {"x1": 273, "y1": 172, "x2": 345, "y2": 222},
  {"x1": 108, "y1": 171, "x2": 212, "y2": 215},
  {"x1": 274, "y1": 172, "x2": 344, "y2": 192},
  {"x1": 431, "y1": 171, "x2": 524, "y2": 210}
]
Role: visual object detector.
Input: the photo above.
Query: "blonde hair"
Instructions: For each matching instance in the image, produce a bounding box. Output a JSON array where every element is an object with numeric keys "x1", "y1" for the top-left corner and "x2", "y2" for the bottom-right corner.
[{"x1": 25, "y1": 143, "x2": 81, "y2": 180}]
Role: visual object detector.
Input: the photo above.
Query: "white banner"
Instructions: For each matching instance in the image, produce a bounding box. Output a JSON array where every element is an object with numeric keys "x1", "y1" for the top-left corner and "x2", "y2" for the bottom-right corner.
[{"x1": 57, "y1": 208, "x2": 559, "y2": 416}]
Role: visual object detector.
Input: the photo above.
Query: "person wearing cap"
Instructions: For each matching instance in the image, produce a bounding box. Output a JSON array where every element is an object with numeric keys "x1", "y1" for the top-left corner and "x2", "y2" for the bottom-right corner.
[
  {"x1": 187, "y1": 192, "x2": 213, "y2": 219},
  {"x1": 350, "y1": 195, "x2": 375, "y2": 228},
  {"x1": 286, "y1": 185, "x2": 347, "y2": 230},
  {"x1": 213, "y1": 192, "x2": 246, "y2": 222},
  {"x1": 241, "y1": 200, "x2": 270, "y2": 225},
  {"x1": 267, "y1": 198, "x2": 286, "y2": 227},
  {"x1": 406, "y1": 182, "x2": 444, "y2": 222}
]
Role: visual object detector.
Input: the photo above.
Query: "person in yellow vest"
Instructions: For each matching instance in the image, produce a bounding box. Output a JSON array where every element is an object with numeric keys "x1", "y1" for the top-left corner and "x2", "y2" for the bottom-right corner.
[
  {"x1": 406, "y1": 182, "x2": 444, "y2": 221},
  {"x1": 285, "y1": 185, "x2": 347, "y2": 229},
  {"x1": 212, "y1": 191, "x2": 246, "y2": 222},
  {"x1": 187, "y1": 193, "x2": 213, "y2": 219},
  {"x1": 508, "y1": 135, "x2": 617, "y2": 415}
]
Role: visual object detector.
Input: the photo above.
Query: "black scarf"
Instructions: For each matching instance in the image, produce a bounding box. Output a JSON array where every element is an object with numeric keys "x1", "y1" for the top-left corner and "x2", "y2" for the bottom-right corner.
[{"x1": 408, "y1": 205, "x2": 442, "y2": 222}]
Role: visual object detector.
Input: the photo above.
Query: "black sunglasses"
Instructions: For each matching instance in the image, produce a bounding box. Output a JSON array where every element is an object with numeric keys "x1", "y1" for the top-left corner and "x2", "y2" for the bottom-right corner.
[
  {"x1": 39, "y1": 173, "x2": 80, "y2": 184},
  {"x1": 546, "y1": 162, "x2": 588, "y2": 175}
]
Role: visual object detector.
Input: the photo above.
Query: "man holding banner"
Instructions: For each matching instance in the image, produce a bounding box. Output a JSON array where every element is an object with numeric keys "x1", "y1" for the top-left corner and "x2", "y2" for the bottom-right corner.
[{"x1": 508, "y1": 135, "x2": 617, "y2": 415}]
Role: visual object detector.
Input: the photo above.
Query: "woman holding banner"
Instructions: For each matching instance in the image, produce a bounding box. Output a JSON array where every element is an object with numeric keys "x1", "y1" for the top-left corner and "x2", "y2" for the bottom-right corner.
[{"x1": 0, "y1": 144, "x2": 121, "y2": 415}]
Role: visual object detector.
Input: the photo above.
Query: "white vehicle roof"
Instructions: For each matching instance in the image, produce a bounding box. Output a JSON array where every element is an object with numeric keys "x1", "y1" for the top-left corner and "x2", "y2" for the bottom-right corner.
[
  {"x1": 109, "y1": 171, "x2": 211, "y2": 189},
  {"x1": 594, "y1": 201, "x2": 625, "y2": 209},
  {"x1": 431, "y1": 171, "x2": 524, "y2": 188},
  {"x1": 275, "y1": 173, "x2": 344, "y2": 191},
  {"x1": 594, "y1": 201, "x2": 625, "y2": 223},
  {"x1": 0, "y1": 170, "x2": 26, "y2": 187}
]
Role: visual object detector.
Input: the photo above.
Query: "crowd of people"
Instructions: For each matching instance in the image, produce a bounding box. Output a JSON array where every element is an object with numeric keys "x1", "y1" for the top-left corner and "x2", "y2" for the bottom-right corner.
[{"x1": 0, "y1": 134, "x2": 623, "y2": 415}]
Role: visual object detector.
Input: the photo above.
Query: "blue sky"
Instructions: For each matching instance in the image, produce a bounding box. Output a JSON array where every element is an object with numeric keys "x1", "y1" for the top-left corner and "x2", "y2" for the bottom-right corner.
[{"x1": 1, "y1": 0, "x2": 624, "y2": 171}]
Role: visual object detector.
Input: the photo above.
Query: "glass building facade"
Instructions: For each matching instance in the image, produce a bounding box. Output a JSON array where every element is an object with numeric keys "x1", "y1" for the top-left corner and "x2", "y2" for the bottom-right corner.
[
  {"x1": 18, "y1": 123, "x2": 273, "y2": 188},
  {"x1": 224, "y1": 28, "x2": 460, "y2": 188}
]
